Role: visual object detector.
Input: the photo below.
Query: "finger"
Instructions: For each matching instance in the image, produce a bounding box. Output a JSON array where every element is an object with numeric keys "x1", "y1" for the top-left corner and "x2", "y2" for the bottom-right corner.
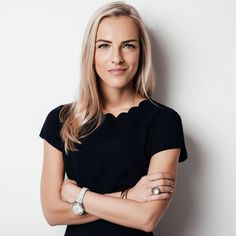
[
  {"x1": 149, "y1": 192, "x2": 173, "y2": 201},
  {"x1": 149, "y1": 184, "x2": 174, "y2": 195},
  {"x1": 146, "y1": 172, "x2": 175, "y2": 182},
  {"x1": 159, "y1": 186, "x2": 174, "y2": 193},
  {"x1": 151, "y1": 179, "x2": 175, "y2": 187}
]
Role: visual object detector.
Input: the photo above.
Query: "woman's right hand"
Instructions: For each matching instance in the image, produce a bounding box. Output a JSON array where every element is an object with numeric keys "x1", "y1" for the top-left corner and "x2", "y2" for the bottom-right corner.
[{"x1": 127, "y1": 172, "x2": 175, "y2": 202}]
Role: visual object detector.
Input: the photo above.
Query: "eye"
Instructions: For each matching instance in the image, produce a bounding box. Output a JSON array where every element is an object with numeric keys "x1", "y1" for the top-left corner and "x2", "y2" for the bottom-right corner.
[
  {"x1": 97, "y1": 44, "x2": 110, "y2": 49},
  {"x1": 123, "y1": 44, "x2": 136, "y2": 49}
]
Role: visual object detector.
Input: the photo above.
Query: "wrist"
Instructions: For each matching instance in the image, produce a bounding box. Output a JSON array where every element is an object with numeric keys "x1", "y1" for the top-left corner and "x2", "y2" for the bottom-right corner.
[
  {"x1": 69, "y1": 186, "x2": 81, "y2": 204},
  {"x1": 126, "y1": 187, "x2": 134, "y2": 200},
  {"x1": 120, "y1": 187, "x2": 132, "y2": 199},
  {"x1": 71, "y1": 187, "x2": 90, "y2": 215}
]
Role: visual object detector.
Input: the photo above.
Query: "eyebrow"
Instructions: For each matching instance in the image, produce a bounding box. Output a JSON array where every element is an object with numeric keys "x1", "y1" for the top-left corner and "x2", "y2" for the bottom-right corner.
[{"x1": 96, "y1": 39, "x2": 138, "y2": 44}]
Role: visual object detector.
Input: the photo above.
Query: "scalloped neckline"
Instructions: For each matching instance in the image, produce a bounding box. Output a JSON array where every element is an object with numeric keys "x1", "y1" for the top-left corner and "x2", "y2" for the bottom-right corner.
[{"x1": 103, "y1": 98, "x2": 149, "y2": 119}]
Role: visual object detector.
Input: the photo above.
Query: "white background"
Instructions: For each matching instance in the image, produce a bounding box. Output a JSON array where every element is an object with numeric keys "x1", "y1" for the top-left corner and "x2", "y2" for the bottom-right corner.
[{"x1": 0, "y1": 0, "x2": 235, "y2": 235}]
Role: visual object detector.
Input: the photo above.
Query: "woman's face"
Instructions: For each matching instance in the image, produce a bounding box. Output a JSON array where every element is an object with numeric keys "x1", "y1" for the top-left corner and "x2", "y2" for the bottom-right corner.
[{"x1": 94, "y1": 16, "x2": 140, "y2": 90}]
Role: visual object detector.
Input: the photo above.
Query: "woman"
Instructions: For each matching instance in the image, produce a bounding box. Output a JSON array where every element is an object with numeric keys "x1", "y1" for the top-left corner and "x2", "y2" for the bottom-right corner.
[{"x1": 39, "y1": 1, "x2": 188, "y2": 236}]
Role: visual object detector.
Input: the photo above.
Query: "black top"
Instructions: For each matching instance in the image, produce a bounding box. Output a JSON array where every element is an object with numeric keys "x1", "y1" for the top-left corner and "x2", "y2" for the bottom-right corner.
[{"x1": 39, "y1": 98, "x2": 188, "y2": 236}]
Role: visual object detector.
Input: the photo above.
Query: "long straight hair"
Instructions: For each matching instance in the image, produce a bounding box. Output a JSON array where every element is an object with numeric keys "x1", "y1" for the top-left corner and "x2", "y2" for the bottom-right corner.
[{"x1": 60, "y1": 1, "x2": 156, "y2": 154}]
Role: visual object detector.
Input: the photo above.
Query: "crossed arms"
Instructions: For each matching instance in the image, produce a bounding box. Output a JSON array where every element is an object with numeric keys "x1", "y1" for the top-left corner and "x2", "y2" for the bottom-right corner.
[{"x1": 40, "y1": 140, "x2": 180, "y2": 232}]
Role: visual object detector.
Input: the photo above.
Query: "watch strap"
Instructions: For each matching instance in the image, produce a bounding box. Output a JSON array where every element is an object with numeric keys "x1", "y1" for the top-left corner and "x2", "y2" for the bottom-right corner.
[{"x1": 76, "y1": 187, "x2": 89, "y2": 204}]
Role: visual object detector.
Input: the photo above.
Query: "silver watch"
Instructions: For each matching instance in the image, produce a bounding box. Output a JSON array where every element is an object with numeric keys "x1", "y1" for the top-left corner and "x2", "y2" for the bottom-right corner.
[{"x1": 71, "y1": 187, "x2": 89, "y2": 215}]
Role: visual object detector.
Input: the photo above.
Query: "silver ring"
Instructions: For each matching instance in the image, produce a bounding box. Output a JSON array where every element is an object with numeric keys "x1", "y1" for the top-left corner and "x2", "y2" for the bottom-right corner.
[{"x1": 151, "y1": 186, "x2": 161, "y2": 195}]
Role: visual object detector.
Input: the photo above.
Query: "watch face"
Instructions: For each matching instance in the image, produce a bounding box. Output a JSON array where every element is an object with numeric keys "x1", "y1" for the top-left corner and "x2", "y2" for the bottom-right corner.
[{"x1": 72, "y1": 202, "x2": 84, "y2": 215}]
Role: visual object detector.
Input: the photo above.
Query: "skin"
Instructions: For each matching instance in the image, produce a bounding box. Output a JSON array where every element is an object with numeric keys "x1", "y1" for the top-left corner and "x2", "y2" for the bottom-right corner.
[
  {"x1": 95, "y1": 15, "x2": 142, "y2": 115},
  {"x1": 40, "y1": 15, "x2": 180, "y2": 232}
]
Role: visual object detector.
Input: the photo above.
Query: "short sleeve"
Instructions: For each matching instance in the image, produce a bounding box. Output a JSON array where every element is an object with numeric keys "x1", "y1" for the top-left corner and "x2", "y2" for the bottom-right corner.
[
  {"x1": 149, "y1": 110, "x2": 188, "y2": 162},
  {"x1": 39, "y1": 105, "x2": 64, "y2": 152}
]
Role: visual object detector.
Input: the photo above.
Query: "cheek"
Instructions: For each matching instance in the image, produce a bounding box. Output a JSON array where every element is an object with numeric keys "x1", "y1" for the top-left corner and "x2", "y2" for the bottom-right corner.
[
  {"x1": 94, "y1": 52, "x2": 110, "y2": 78},
  {"x1": 127, "y1": 51, "x2": 140, "y2": 68},
  {"x1": 95, "y1": 51, "x2": 110, "y2": 66}
]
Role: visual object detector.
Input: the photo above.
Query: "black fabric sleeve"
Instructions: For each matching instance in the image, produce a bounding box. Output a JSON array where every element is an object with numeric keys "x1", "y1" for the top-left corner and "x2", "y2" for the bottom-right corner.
[
  {"x1": 149, "y1": 110, "x2": 188, "y2": 162},
  {"x1": 39, "y1": 105, "x2": 64, "y2": 152}
]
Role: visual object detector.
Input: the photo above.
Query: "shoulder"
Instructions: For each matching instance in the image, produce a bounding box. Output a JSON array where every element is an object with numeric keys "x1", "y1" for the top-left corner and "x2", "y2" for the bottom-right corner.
[
  {"x1": 147, "y1": 98, "x2": 182, "y2": 122},
  {"x1": 44, "y1": 103, "x2": 72, "y2": 125},
  {"x1": 47, "y1": 104, "x2": 64, "y2": 117}
]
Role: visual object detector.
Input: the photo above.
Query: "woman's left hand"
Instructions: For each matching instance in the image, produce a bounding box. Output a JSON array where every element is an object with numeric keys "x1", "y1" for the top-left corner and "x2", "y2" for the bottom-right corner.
[{"x1": 61, "y1": 179, "x2": 81, "y2": 204}]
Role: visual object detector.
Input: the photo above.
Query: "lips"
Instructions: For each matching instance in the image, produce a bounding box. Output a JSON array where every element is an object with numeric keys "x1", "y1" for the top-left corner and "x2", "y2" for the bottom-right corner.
[
  {"x1": 108, "y1": 68, "x2": 127, "y2": 72},
  {"x1": 108, "y1": 68, "x2": 127, "y2": 75}
]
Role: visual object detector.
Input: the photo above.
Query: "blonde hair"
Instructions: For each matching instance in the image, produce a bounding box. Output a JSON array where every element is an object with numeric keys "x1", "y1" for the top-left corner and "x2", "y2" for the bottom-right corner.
[{"x1": 60, "y1": 1, "x2": 156, "y2": 154}]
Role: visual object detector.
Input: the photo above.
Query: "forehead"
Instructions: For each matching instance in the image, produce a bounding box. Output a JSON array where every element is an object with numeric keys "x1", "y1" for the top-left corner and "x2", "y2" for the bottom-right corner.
[{"x1": 96, "y1": 16, "x2": 139, "y2": 41}]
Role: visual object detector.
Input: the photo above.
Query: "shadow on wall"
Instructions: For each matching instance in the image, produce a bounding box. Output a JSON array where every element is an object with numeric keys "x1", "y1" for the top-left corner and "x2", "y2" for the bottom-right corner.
[
  {"x1": 148, "y1": 30, "x2": 169, "y2": 105},
  {"x1": 147, "y1": 29, "x2": 200, "y2": 236}
]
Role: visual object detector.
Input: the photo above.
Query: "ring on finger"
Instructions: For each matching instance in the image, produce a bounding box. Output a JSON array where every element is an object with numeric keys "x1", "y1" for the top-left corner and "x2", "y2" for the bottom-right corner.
[{"x1": 151, "y1": 186, "x2": 161, "y2": 195}]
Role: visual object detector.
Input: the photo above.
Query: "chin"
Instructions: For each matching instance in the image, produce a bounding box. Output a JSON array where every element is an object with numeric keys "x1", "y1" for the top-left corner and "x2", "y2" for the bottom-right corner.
[
  {"x1": 106, "y1": 82, "x2": 129, "y2": 89},
  {"x1": 101, "y1": 77, "x2": 133, "y2": 89}
]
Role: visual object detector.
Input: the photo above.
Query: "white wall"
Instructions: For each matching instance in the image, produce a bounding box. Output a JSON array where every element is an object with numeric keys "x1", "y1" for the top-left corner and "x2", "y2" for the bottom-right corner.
[{"x1": 0, "y1": 0, "x2": 235, "y2": 235}]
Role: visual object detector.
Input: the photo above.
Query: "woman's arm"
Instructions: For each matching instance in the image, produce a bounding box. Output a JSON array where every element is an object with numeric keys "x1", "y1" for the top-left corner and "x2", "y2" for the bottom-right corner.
[
  {"x1": 142, "y1": 148, "x2": 179, "y2": 231},
  {"x1": 40, "y1": 140, "x2": 157, "y2": 226},
  {"x1": 41, "y1": 140, "x2": 109, "y2": 226},
  {"x1": 61, "y1": 149, "x2": 179, "y2": 232},
  {"x1": 80, "y1": 149, "x2": 179, "y2": 232},
  {"x1": 41, "y1": 140, "x2": 176, "y2": 229}
]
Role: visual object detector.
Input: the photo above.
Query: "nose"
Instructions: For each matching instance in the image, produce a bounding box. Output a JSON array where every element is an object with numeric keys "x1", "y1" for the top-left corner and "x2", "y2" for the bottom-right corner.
[{"x1": 111, "y1": 47, "x2": 124, "y2": 64}]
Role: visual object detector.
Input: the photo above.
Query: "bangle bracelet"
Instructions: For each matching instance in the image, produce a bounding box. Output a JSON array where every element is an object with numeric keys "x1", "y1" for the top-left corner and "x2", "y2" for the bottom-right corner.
[
  {"x1": 124, "y1": 187, "x2": 131, "y2": 199},
  {"x1": 121, "y1": 187, "x2": 131, "y2": 199},
  {"x1": 120, "y1": 190, "x2": 126, "y2": 198}
]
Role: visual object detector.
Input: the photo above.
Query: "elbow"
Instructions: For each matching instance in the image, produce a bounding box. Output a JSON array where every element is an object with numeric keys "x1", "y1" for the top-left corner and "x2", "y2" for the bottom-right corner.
[
  {"x1": 130, "y1": 204, "x2": 157, "y2": 232},
  {"x1": 44, "y1": 211, "x2": 58, "y2": 226},
  {"x1": 141, "y1": 221, "x2": 155, "y2": 233},
  {"x1": 141, "y1": 212, "x2": 159, "y2": 233},
  {"x1": 47, "y1": 216, "x2": 58, "y2": 227},
  {"x1": 42, "y1": 206, "x2": 61, "y2": 226},
  {"x1": 140, "y1": 197, "x2": 172, "y2": 232},
  {"x1": 47, "y1": 220, "x2": 57, "y2": 227},
  {"x1": 142, "y1": 219, "x2": 157, "y2": 233}
]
